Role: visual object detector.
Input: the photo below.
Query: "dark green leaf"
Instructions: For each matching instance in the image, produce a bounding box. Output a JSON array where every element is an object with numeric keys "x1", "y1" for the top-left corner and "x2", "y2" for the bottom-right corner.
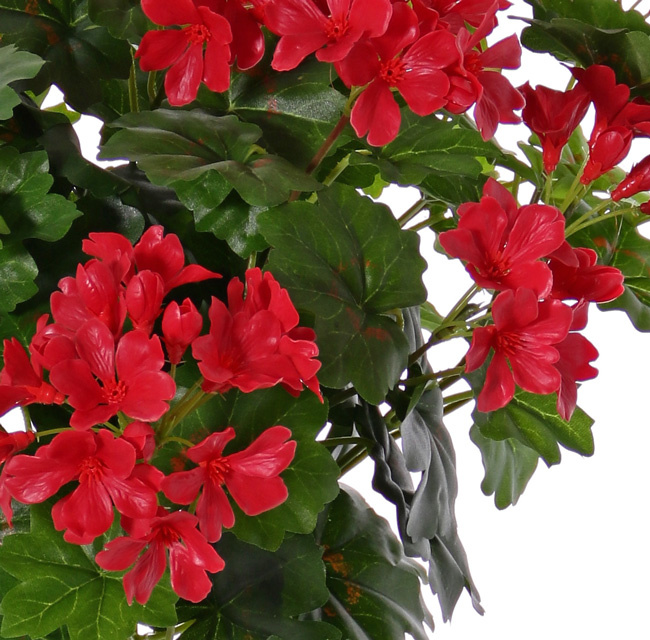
[
  {"x1": 0, "y1": 45, "x2": 44, "y2": 120},
  {"x1": 155, "y1": 385, "x2": 339, "y2": 551},
  {"x1": 472, "y1": 387, "x2": 595, "y2": 466},
  {"x1": 521, "y1": 0, "x2": 650, "y2": 87},
  {"x1": 0, "y1": 0, "x2": 131, "y2": 111},
  {"x1": 87, "y1": 0, "x2": 149, "y2": 40},
  {"x1": 0, "y1": 504, "x2": 177, "y2": 640},
  {"x1": 311, "y1": 487, "x2": 432, "y2": 640},
  {"x1": 177, "y1": 533, "x2": 340, "y2": 640},
  {"x1": 470, "y1": 424, "x2": 540, "y2": 509},
  {"x1": 259, "y1": 183, "x2": 427, "y2": 403}
]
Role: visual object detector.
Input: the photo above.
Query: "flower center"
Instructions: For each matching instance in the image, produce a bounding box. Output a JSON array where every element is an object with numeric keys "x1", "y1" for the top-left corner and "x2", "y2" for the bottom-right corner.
[
  {"x1": 78, "y1": 456, "x2": 104, "y2": 483},
  {"x1": 464, "y1": 51, "x2": 483, "y2": 75},
  {"x1": 205, "y1": 457, "x2": 231, "y2": 485},
  {"x1": 495, "y1": 331, "x2": 525, "y2": 357},
  {"x1": 325, "y1": 17, "x2": 349, "y2": 41},
  {"x1": 187, "y1": 24, "x2": 211, "y2": 46},
  {"x1": 103, "y1": 379, "x2": 127, "y2": 404},
  {"x1": 380, "y1": 58, "x2": 406, "y2": 87},
  {"x1": 157, "y1": 524, "x2": 181, "y2": 547}
]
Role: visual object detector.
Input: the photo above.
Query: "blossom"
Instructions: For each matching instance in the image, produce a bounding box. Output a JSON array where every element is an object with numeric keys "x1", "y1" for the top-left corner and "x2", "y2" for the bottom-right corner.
[
  {"x1": 162, "y1": 298, "x2": 203, "y2": 365},
  {"x1": 466, "y1": 288, "x2": 573, "y2": 412},
  {"x1": 0, "y1": 337, "x2": 64, "y2": 419},
  {"x1": 125, "y1": 271, "x2": 165, "y2": 334},
  {"x1": 519, "y1": 82, "x2": 591, "y2": 173},
  {"x1": 49, "y1": 320, "x2": 175, "y2": 430},
  {"x1": 193, "y1": 268, "x2": 322, "y2": 398},
  {"x1": 438, "y1": 179, "x2": 566, "y2": 296},
  {"x1": 96, "y1": 509, "x2": 225, "y2": 604},
  {"x1": 133, "y1": 226, "x2": 222, "y2": 293},
  {"x1": 611, "y1": 154, "x2": 650, "y2": 201},
  {"x1": 336, "y1": 2, "x2": 457, "y2": 146},
  {"x1": 136, "y1": 0, "x2": 233, "y2": 106},
  {"x1": 162, "y1": 426, "x2": 295, "y2": 542},
  {"x1": 265, "y1": 0, "x2": 393, "y2": 71},
  {"x1": 4, "y1": 429, "x2": 158, "y2": 543},
  {"x1": 0, "y1": 429, "x2": 34, "y2": 525},
  {"x1": 555, "y1": 332, "x2": 598, "y2": 421},
  {"x1": 548, "y1": 246, "x2": 624, "y2": 303}
]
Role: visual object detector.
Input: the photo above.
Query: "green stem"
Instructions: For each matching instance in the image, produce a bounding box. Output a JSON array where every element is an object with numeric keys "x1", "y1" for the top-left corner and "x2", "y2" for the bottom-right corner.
[
  {"x1": 565, "y1": 206, "x2": 635, "y2": 237},
  {"x1": 543, "y1": 170, "x2": 553, "y2": 203},
  {"x1": 401, "y1": 366, "x2": 465, "y2": 387},
  {"x1": 443, "y1": 395, "x2": 474, "y2": 416},
  {"x1": 444, "y1": 390, "x2": 474, "y2": 406},
  {"x1": 321, "y1": 436, "x2": 374, "y2": 448},
  {"x1": 407, "y1": 210, "x2": 448, "y2": 232},
  {"x1": 247, "y1": 251, "x2": 257, "y2": 270},
  {"x1": 560, "y1": 161, "x2": 588, "y2": 213},
  {"x1": 128, "y1": 55, "x2": 139, "y2": 113},
  {"x1": 147, "y1": 70, "x2": 157, "y2": 106},
  {"x1": 322, "y1": 153, "x2": 351, "y2": 187},
  {"x1": 305, "y1": 112, "x2": 350, "y2": 176},
  {"x1": 34, "y1": 427, "x2": 71, "y2": 439},
  {"x1": 21, "y1": 406, "x2": 33, "y2": 432},
  {"x1": 408, "y1": 284, "x2": 478, "y2": 364},
  {"x1": 397, "y1": 198, "x2": 428, "y2": 228}
]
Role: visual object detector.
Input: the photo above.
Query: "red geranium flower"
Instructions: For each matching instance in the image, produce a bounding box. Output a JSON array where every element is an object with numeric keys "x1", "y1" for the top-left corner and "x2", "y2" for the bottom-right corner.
[
  {"x1": 161, "y1": 426, "x2": 296, "y2": 542},
  {"x1": 162, "y1": 298, "x2": 203, "y2": 365},
  {"x1": 612, "y1": 154, "x2": 650, "y2": 201},
  {"x1": 193, "y1": 268, "x2": 322, "y2": 399},
  {"x1": 0, "y1": 429, "x2": 34, "y2": 526},
  {"x1": 466, "y1": 288, "x2": 573, "y2": 412},
  {"x1": 265, "y1": 0, "x2": 393, "y2": 71},
  {"x1": 520, "y1": 82, "x2": 591, "y2": 174},
  {"x1": 136, "y1": 0, "x2": 233, "y2": 106},
  {"x1": 49, "y1": 320, "x2": 175, "y2": 430},
  {"x1": 336, "y1": 2, "x2": 457, "y2": 146},
  {"x1": 96, "y1": 508, "x2": 225, "y2": 605},
  {"x1": 438, "y1": 178, "x2": 566, "y2": 296},
  {"x1": 4, "y1": 429, "x2": 158, "y2": 543}
]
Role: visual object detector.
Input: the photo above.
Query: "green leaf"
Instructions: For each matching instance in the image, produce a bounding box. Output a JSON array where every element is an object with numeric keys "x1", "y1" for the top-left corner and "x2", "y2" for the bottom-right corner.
[
  {"x1": 472, "y1": 387, "x2": 595, "y2": 466},
  {"x1": 177, "y1": 533, "x2": 340, "y2": 640},
  {"x1": 87, "y1": 0, "x2": 149, "y2": 40},
  {"x1": 571, "y1": 211, "x2": 650, "y2": 331},
  {"x1": 311, "y1": 487, "x2": 432, "y2": 640},
  {"x1": 373, "y1": 111, "x2": 502, "y2": 205},
  {"x1": 0, "y1": 0, "x2": 132, "y2": 111},
  {"x1": 231, "y1": 56, "x2": 348, "y2": 169},
  {"x1": 470, "y1": 424, "x2": 540, "y2": 509},
  {"x1": 0, "y1": 504, "x2": 177, "y2": 640},
  {"x1": 155, "y1": 385, "x2": 340, "y2": 551},
  {"x1": 521, "y1": 0, "x2": 650, "y2": 87},
  {"x1": 259, "y1": 183, "x2": 427, "y2": 403},
  {"x1": 0, "y1": 146, "x2": 80, "y2": 311},
  {"x1": 99, "y1": 109, "x2": 320, "y2": 206},
  {"x1": 0, "y1": 45, "x2": 44, "y2": 120}
]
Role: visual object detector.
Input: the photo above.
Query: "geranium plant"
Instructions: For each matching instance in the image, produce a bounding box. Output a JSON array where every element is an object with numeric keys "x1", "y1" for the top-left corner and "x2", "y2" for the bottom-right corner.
[{"x1": 0, "y1": 0, "x2": 649, "y2": 638}]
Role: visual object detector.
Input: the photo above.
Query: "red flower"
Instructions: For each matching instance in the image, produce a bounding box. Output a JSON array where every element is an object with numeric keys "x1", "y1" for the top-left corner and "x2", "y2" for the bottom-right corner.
[
  {"x1": 548, "y1": 246, "x2": 624, "y2": 303},
  {"x1": 4, "y1": 429, "x2": 158, "y2": 543},
  {"x1": 580, "y1": 126, "x2": 633, "y2": 185},
  {"x1": 49, "y1": 320, "x2": 175, "y2": 430},
  {"x1": 161, "y1": 426, "x2": 296, "y2": 542},
  {"x1": 162, "y1": 298, "x2": 203, "y2": 365},
  {"x1": 466, "y1": 288, "x2": 573, "y2": 412},
  {"x1": 265, "y1": 0, "x2": 393, "y2": 71},
  {"x1": 137, "y1": 0, "x2": 233, "y2": 106},
  {"x1": 336, "y1": 2, "x2": 457, "y2": 146},
  {"x1": 0, "y1": 337, "x2": 64, "y2": 419},
  {"x1": 555, "y1": 332, "x2": 598, "y2": 421},
  {"x1": 612, "y1": 154, "x2": 650, "y2": 201},
  {"x1": 519, "y1": 82, "x2": 591, "y2": 174},
  {"x1": 193, "y1": 268, "x2": 322, "y2": 399},
  {"x1": 438, "y1": 179, "x2": 566, "y2": 296},
  {"x1": 125, "y1": 271, "x2": 165, "y2": 334},
  {"x1": 0, "y1": 429, "x2": 34, "y2": 526},
  {"x1": 133, "y1": 226, "x2": 222, "y2": 293},
  {"x1": 96, "y1": 509, "x2": 225, "y2": 605}
]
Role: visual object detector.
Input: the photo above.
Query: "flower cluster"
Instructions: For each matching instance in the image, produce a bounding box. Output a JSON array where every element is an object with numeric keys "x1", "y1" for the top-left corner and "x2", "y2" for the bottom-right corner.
[
  {"x1": 439, "y1": 178, "x2": 624, "y2": 417},
  {"x1": 0, "y1": 228, "x2": 322, "y2": 604},
  {"x1": 520, "y1": 64, "x2": 650, "y2": 207},
  {"x1": 136, "y1": 0, "x2": 523, "y2": 144}
]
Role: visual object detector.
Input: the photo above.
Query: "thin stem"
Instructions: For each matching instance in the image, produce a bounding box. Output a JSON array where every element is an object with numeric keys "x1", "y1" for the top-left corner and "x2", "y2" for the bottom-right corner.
[
  {"x1": 305, "y1": 113, "x2": 350, "y2": 176},
  {"x1": 247, "y1": 251, "x2": 257, "y2": 270},
  {"x1": 565, "y1": 206, "x2": 635, "y2": 237},
  {"x1": 321, "y1": 436, "x2": 374, "y2": 448},
  {"x1": 397, "y1": 198, "x2": 428, "y2": 228},
  {"x1": 407, "y1": 210, "x2": 448, "y2": 232},
  {"x1": 147, "y1": 70, "x2": 157, "y2": 106},
  {"x1": 21, "y1": 406, "x2": 33, "y2": 432},
  {"x1": 408, "y1": 284, "x2": 478, "y2": 364},
  {"x1": 630, "y1": 0, "x2": 643, "y2": 9},
  {"x1": 34, "y1": 427, "x2": 71, "y2": 439},
  {"x1": 400, "y1": 365, "x2": 465, "y2": 387},
  {"x1": 444, "y1": 390, "x2": 474, "y2": 406},
  {"x1": 322, "y1": 153, "x2": 351, "y2": 186},
  {"x1": 165, "y1": 626, "x2": 174, "y2": 640},
  {"x1": 543, "y1": 170, "x2": 553, "y2": 203},
  {"x1": 128, "y1": 55, "x2": 139, "y2": 113},
  {"x1": 560, "y1": 161, "x2": 588, "y2": 213},
  {"x1": 443, "y1": 395, "x2": 474, "y2": 416}
]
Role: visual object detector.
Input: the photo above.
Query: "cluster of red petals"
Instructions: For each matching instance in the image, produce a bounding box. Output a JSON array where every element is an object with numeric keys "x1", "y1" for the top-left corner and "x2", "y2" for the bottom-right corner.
[
  {"x1": 161, "y1": 426, "x2": 296, "y2": 542},
  {"x1": 439, "y1": 178, "x2": 566, "y2": 296},
  {"x1": 572, "y1": 65, "x2": 650, "y2": 185},
  {"x1": 466, "y1": 288, "x2": 573, "y2": 412},
  {"x1": 193, "y1": 267, "x2": 322, "y2": 399},
  {"x1": 96, "y1": 508, "x2": 225, "y2": 605},
  {"x1": 4, "y1": 429, "x2": 158, "y2": 543},
  {"x1": 611, "y1": 155, "x2": 650, "y2": 212},
  {"x1": 520, "y1": 81, "x2": 591, "y2": 174},
  {"x1": 0, "y1": 428, "x2": 34, "y2": 525}
]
